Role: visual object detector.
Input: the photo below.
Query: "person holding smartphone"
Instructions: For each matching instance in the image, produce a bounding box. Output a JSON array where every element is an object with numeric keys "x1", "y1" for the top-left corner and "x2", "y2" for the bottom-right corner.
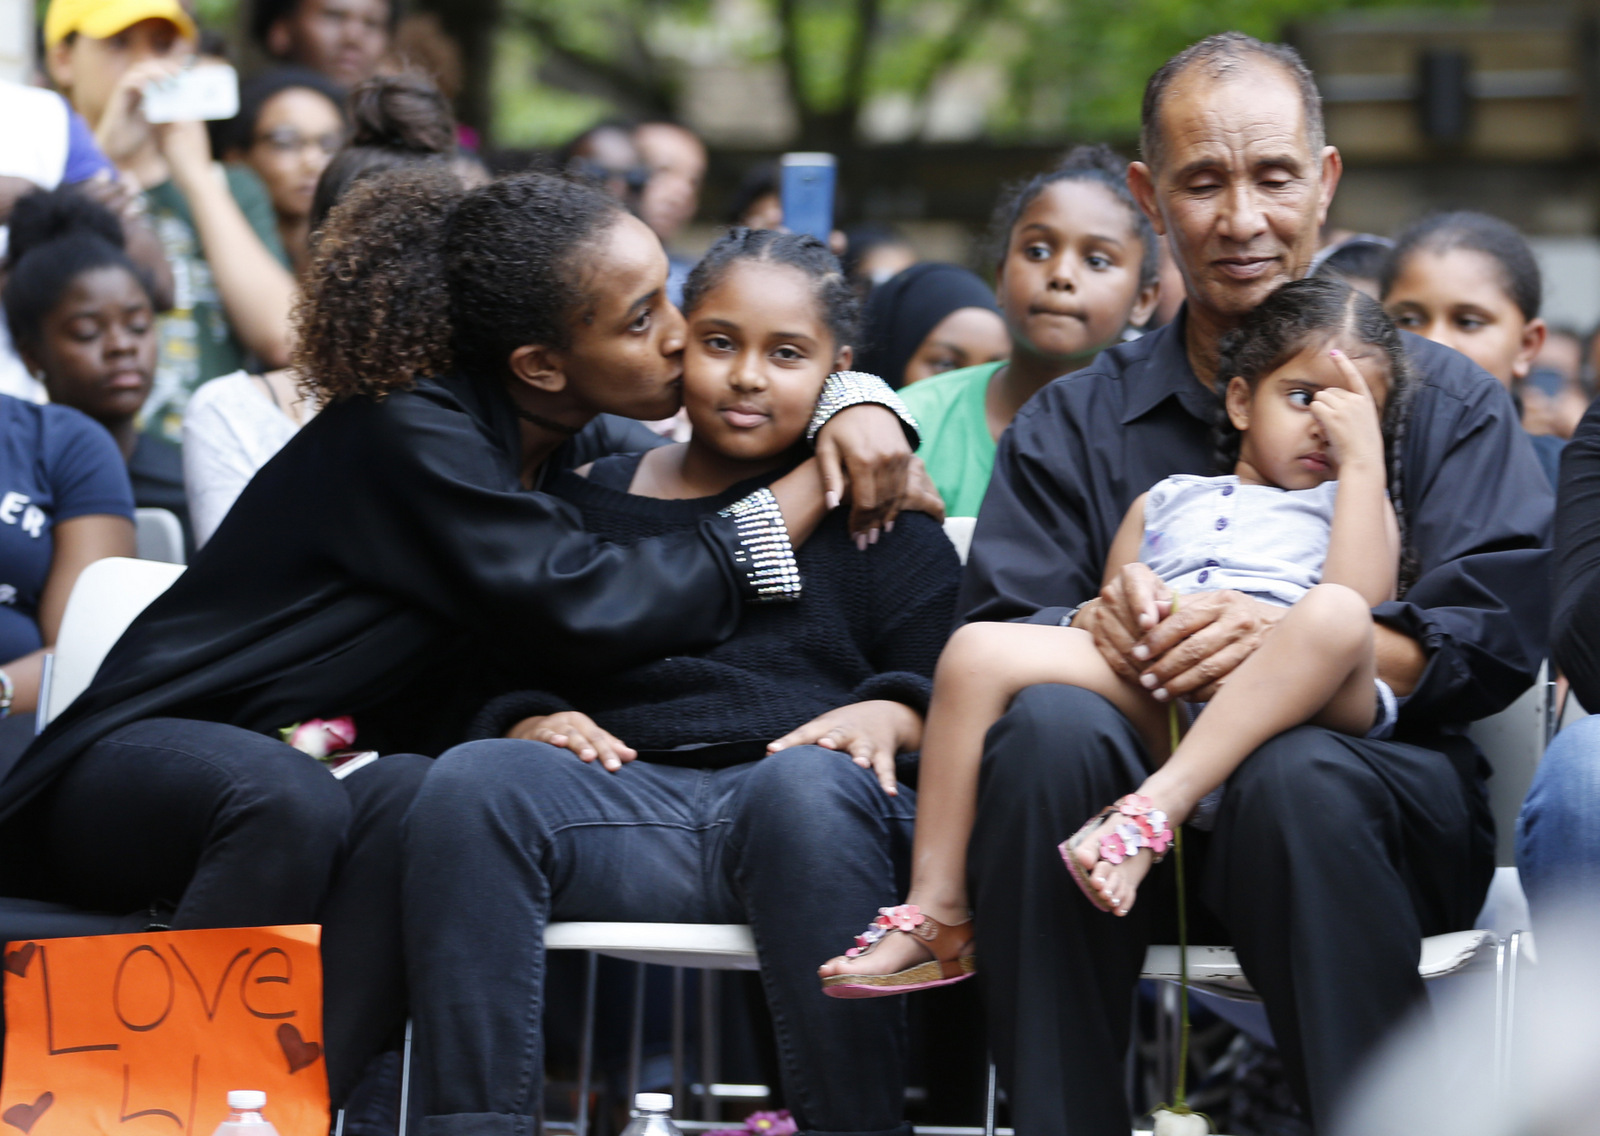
[{"x1": 45, "y1": 0, "x2": 297, "y2": 442}]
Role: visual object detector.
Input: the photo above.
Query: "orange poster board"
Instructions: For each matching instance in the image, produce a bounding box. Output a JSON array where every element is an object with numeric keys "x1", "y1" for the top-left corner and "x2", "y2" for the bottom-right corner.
[{"x1": 0, "y1": 925, "x2": 328, "y2": 1136}]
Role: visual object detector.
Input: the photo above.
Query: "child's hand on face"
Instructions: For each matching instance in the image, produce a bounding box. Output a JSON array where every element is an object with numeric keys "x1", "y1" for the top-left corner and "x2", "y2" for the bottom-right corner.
[{"x1": 1311, "y1": 349, "x2": 1386, "y2": 476}]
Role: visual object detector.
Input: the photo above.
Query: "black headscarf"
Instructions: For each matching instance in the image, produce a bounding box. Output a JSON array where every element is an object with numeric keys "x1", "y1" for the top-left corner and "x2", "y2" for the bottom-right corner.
[{"x1": 858, "y1": 262, "x2": 1000, "y2": 388}]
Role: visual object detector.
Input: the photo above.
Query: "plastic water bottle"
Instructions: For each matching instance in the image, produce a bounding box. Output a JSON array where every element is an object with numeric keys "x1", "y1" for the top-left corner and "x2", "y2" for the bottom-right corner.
[
  {"x1": 620, "y1": 1092, "x2": 683, "y2": 1136},
  {"x1": 210, "y1": 1091, "x2": 280, "y2": 1134}
]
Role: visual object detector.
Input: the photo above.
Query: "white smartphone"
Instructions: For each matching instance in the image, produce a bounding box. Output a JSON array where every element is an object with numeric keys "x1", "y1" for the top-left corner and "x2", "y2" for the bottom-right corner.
[{"x1": 142, "y1": 64, "x2": 240, "y2": 124}]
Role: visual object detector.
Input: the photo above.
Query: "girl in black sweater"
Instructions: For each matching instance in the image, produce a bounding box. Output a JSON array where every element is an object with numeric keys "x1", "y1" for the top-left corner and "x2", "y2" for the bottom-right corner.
[
  {"x1": 403, "y1": 230, "x2": 960, "y2": 1135},
  {"x1": 473, "y1": 228, "x2": 959, "y2": 777}
]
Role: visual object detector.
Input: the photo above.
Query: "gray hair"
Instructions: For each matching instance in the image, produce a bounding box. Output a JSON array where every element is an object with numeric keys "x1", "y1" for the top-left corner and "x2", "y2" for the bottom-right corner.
[{"x1": 1139, "y1": 32, "x2": 1326, "y2": 171}]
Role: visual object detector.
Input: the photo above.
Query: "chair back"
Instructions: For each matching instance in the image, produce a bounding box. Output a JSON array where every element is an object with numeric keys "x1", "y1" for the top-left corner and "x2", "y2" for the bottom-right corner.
[
  {"x1": 41, "y1": 557, "x2": 184, "y2": 729},
  {"x1": 1467, "y1": 660, "x2": 1552, "y2": 867},
  {"x1": 943, "y1": 516, "x2": 976, "y2": 565},
  {"x1": 134, "y1": 507, "x2": 186, "y2": 565}
]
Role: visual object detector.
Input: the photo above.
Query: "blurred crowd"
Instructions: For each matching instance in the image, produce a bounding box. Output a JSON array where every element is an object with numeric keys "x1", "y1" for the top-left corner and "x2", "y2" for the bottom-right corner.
[{"x1": 0, "y1": 5, "x2": 1588, "y2": 1135}]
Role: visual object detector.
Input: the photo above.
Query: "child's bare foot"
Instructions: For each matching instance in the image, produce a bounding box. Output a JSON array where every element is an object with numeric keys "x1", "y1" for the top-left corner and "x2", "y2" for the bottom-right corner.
[
  {"x1": 1076, "y1": 815, "x2": 1158, "y2": 914},
  {"x1": 817, "y1": 898, "x2": 975, "y2": 997},
  {"x1": 1059, "y1": 795, "x2": 1173, "y2": 917}
]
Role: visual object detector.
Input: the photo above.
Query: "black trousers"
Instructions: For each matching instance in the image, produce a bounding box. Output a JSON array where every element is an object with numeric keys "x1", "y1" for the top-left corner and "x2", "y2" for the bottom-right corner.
[
  {"x1": 968, "y1": 685, "x2": 1493, "y2": 1134},
  {"x1": 403, "y1": 741, "x2": 918, "y2": 1136},
  {"x1": 0, "y1": 717, "x2": 431, "y2": 1105}
]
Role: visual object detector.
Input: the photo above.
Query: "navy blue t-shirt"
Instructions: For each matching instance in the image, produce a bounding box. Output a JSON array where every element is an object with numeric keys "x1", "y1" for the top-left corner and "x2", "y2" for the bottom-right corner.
[{"x1": 0, "y1": 397, "x2": 134, "y2": 660}]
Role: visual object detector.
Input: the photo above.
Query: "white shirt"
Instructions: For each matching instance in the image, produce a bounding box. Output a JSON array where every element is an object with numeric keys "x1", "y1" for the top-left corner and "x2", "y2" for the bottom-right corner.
[
  {"x1": 1139, "y1": 473, "x2": 1338, "y2": 608},
  {"x1": 182, "y1": 371, "x2": 302, "y2": 546}
]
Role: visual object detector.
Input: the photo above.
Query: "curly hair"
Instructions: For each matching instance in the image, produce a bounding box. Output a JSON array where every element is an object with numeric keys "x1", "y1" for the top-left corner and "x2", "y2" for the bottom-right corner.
[
  {"x1": 295, "y1": 168, "x2": 627, "y2": 403},
  {"x1": 293, "y1": 167, "x2": 462, "y2": 404},
  {"x1": 682, "y1": 227, "x2": 859, "y2": 349},
  {"x1": 986, "y1": 143, "x2": 1157, "y2": 289},
  {"x1": 1214, "y1": 276, "x2": 1419, "y2": 592}
]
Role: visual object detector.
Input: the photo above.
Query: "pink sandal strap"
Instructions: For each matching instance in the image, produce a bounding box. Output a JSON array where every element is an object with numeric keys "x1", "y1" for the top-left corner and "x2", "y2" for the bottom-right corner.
[
  {"x1": 844, "y1": 905, "x2": 971, "y2": 979},
  {"x1": 1097, "y1": 794, "x2": 1172, "y2": 865}
]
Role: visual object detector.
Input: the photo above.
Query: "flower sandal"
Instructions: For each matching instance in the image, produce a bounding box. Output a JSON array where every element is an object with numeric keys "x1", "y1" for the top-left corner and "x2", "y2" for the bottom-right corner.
[
  {"x1": 820, "y1": 904, "x2": 977, "y2": 999},
  {"x1": 1058, "y1": 793, "x2": 1173, "y2": 915}
]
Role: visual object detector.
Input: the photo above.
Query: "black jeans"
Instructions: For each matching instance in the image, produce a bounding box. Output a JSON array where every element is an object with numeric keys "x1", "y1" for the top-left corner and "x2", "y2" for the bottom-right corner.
[
  {"x1": 0, "y1": 717, "x2": 430, "y2": 1105},
  {"x1": 402, "y1": 741, "x2": 918, "y2": 1136},
  {"x1": 968, "y1": 685, "x2": 1493, "y2": 1135}
]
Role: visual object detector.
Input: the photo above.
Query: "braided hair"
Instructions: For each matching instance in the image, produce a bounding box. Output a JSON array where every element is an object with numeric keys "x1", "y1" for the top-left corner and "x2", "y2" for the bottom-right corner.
[
  {"x1": 683, "y1": 227, "x2": 859, "y2": 351},
  {"x1": 1213, "y1": 277, "x2": 1419, "y2": 593}
]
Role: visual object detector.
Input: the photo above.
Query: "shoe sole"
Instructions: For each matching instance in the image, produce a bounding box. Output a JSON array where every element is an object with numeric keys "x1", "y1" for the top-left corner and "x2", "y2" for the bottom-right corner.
[{"x1": 820, "y1": 956, "x2": 977, "y2": 999}]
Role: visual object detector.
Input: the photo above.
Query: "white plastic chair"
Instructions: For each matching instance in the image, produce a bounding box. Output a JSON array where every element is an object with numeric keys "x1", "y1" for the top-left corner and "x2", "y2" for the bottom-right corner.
[
  {"x1": 134, "y1": 507, "x2": 186, "y2": 565},
  {"x1": 941, "y1": 517, "x2": 976, "y2": 565},
  {"x1": 39, "y1": 556, "x2": 184, "y2": 729}
]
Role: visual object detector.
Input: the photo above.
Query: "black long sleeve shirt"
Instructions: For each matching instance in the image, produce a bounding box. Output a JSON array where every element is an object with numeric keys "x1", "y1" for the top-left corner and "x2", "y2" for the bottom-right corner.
[
  {"x1": 468, "y1": 455, "x2": 961, "y2": 763},
  {"x1": 961, "y1": 310, "x2": 1552, "y2": 750},
  {"x1": 1553, "y1": 397, "x2": 1600, "y2": 708},
  {"x1": 0, "y1": 372, "x2": 762, "y2": 825}
]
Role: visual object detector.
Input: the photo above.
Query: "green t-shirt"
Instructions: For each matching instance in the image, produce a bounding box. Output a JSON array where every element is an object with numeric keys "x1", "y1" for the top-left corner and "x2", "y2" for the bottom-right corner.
[
  {"x1": 900, "y1": 361, "x2": 1004, "y2": 518},
  {"x1": 142, "y1": 164, "x2": 288, "y2": 442}
]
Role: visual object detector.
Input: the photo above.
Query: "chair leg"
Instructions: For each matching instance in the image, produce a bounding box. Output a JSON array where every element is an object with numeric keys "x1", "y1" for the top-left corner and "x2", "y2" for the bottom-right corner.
[
  {"x1": 983, "y1": 1059, "x2": 997, "y2": 1136},
  {"x1": 700, "y1": 970, "x2": 720, "y2": 1121},
  {"x1": 1493, "y1": 936, "x2": 1507, "y2": 1100},
  {"x1": 628, "y1": 962, "x2": 647, "y2": 1105},
  {"x1": 671, "y1": 967, "x2": 686, "y2": 1111},
  {"x1": 1501, "y1": 931, "x2": 1524, "y2": 1093},
  {"x1": 397, "y1": 1019, "x2": 413, "y2": 1136},
  {"x1": 334, "y1": 1109, "x2": 345, "y2": 1136},
  {"x1": 577, "y1": 952, "x2": 599, "y2": 1136}
]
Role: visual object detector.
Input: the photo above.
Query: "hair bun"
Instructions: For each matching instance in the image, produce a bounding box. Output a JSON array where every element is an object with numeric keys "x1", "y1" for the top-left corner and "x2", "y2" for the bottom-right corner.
[
  {"x1": 6, "y1": 186, "x2": 124, "y2": 271},
  {"x1": 346, "y1": 71, "x2": 456, "y2": 155}
]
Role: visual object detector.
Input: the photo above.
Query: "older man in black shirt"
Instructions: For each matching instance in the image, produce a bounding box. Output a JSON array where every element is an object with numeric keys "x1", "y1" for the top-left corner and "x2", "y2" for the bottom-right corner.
[{"x1": 962, "y1": 33, "x2": 1551, "y2": 1134}]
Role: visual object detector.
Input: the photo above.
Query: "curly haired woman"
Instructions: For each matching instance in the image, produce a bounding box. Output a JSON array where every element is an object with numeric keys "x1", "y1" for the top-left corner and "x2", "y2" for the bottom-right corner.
[{"x1": 0, "y1": 167, "x2": 932, "y2": 1115}]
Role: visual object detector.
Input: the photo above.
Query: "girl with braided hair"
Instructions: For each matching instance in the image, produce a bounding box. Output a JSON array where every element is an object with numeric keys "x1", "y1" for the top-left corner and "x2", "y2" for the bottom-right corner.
[{"x1": 820, "y1": 276, "x2": 1417, "y2": 995}]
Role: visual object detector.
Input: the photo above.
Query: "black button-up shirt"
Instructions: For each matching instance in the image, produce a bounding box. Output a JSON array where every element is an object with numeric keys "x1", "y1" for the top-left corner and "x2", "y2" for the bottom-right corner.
[{"x1": 961, "y1": 311, "x2": 1552, "y2": 740}]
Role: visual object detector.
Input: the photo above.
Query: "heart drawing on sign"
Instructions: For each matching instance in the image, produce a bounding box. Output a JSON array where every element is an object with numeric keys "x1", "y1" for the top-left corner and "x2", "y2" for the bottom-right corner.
[
  {"x1": 277, "y1": 1022, "x2": 323, "y2": 1074},
  {"x1": 3, "y1": 1091, "x2": 54, "y2": 1133},
  {"x1": 2, "y1": 943, "x2": 35, "y2": 978}
]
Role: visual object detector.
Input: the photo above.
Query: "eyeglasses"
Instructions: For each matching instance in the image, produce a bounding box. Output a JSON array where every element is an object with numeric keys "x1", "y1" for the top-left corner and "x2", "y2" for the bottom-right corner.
[{"x1": 255, "y1": 129, "x2": 344, "y2": 157}]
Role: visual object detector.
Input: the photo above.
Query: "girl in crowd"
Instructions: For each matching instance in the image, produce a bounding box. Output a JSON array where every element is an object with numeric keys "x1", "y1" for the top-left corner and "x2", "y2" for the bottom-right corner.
[
  {"x1": 858, "y1": 261, "x2": 1009, "y2": 390},
  {"x1": 0, "y1": 193, "x2": 138, "y2": 755},
  {"x1": 406, "y1": 228, "x2": 959, "y2": 1131},
  {"x1": 183, "y1": 71, "x2": 464, "y2": 547},
  {"x1": 821, "y1": 278, "x2": 1412, "y2": 993},
  {"x1": 1380, "y1": 211, "x2": 1561, "y2": 483},
  {"x1": 900, "y1": 145, "x2": 1161, "y2": 517},
  {"x1": 0, "y1": 167, "x2": 923, "y2": 1113},
  {"x1": 3, "y1": 187, "x2": 192, "y2": 552},
  {"x1": 222, "y1": 67, "x2": 347, "y2": 277},
  {"x1": 45, "y1": 0, "x2": 297, "y2": 440}
]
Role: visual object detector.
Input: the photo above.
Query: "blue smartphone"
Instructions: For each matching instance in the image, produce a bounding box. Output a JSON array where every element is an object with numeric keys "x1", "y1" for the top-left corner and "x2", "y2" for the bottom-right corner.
[{"x1": 780, "y1": 153, "x2": 837, "y2": 243}]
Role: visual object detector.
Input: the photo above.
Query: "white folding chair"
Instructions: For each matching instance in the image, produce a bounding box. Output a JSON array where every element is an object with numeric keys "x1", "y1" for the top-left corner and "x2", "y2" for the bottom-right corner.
[
  {"x1": 38, "y1": 556, "x2": 184, "y2": 729},
  {"x1": 1136, "y1": 663, "x2": 1550, "y2": 1109},
  {"x1": 134, "y1": 507, "x2": 186, "y2": 565}
]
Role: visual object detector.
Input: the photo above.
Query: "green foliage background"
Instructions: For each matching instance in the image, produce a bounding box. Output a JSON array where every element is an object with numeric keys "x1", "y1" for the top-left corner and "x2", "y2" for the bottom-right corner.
[{"x1": 49, "y1": 0, "x2": 1474, "y2": 145}]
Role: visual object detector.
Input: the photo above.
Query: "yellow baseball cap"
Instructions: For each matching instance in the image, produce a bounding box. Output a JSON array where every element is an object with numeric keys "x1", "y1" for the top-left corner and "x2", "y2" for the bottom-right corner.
[{"x1": 44, "y1": 0, "x2": 198, "y2": 48}]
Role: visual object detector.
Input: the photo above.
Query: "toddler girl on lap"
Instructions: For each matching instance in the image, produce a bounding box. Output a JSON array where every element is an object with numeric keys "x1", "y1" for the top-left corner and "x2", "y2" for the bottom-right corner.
[{"x1": 821, "y1": 276, "x2": 1415, "y2": 994}]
